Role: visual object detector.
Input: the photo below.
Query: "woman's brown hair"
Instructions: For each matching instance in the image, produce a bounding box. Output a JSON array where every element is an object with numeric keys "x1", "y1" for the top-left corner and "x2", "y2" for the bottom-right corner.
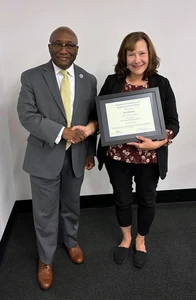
[{"x1": 115, "y1": 32, "x2": 160, "y2": 79}]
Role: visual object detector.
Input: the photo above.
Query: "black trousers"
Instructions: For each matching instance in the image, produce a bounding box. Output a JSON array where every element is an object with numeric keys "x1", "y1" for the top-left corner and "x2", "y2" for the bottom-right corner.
[{"x1": 105, "y1": 157, "x2": 159, "y2": 236}]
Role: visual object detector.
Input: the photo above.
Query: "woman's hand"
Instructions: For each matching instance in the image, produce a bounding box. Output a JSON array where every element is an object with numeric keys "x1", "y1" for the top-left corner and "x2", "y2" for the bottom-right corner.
[
  {"x1": 71, "y1": 121, "x2": 98, "y2": 138},
  {"x1": 127, "y1": 135, "x2": 168, "y2": 150},
  {"x1": 62, "y1": 127, "x2": 86, "y2": 144}
]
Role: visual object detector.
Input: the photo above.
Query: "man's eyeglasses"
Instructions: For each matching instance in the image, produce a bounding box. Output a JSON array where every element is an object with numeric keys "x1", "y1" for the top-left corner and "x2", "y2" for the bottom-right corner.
[{"x1": 50, "y1": 42, "x2": 78, "y2": 52}]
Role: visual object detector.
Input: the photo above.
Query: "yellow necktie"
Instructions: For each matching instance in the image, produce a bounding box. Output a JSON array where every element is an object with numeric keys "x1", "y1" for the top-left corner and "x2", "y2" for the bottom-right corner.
[{"x1": 60, "y1": 70, "x2": 71, "y2": 150}]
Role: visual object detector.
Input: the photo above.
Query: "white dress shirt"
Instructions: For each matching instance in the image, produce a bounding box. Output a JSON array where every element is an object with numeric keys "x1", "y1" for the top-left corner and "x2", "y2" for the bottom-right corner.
[{"x1": 52, "y1": 62, "x2": 75, "y2": 144}]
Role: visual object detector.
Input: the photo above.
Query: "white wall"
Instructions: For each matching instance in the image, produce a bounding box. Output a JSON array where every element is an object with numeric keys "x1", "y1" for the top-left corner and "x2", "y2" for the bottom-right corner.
[
  {"x1": 0, "y1": 0, "x2": 196, "y2": 237},
  {"x1": 0, "y1": 55, "x2": 15, "y2": 240}
]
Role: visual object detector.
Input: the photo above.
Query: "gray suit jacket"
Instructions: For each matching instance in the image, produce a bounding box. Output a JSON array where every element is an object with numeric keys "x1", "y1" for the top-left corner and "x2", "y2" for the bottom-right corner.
[{"x1": 17, "y1": 60, "x2": 97, "y2": 179}]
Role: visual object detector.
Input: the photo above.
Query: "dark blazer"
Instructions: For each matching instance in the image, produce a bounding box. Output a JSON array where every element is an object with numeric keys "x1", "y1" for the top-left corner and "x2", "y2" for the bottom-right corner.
[
  {"x1": 97, "y1": 73, "x2": 179, "y2": 179},
  {"x1": 17, "y1": 60, "x2": 97, "y2": 179}
]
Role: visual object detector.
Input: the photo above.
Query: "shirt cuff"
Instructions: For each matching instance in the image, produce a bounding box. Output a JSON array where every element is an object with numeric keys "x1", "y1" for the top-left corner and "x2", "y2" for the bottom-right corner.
[
  {"x1": 165, "y1": 129, "x2": 174, "y2": 146},
  {"x1": 55, "y1": 127, "x2": 64, "y2": 144}
]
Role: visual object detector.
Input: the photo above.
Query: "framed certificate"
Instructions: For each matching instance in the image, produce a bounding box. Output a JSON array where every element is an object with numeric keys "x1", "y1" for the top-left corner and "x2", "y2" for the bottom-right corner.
[{"x1": 96, "y1": 87, "x2": 166, "y2": 146}]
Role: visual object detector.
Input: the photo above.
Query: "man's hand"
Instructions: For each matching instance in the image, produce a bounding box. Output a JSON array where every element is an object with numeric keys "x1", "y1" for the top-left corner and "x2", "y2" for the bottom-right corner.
[
  {"x1": 85, "y1": 156, "x2": 95, "y2": 170},
  {"x1": 62, "y1": 127, "x2": 86, "y2": 144},
  {"x1": 127, "y1": 135, "x2": 168, "y2": 150},
  {"x1": 71, "y1": 121, "x2": 98, "y2": 137}
]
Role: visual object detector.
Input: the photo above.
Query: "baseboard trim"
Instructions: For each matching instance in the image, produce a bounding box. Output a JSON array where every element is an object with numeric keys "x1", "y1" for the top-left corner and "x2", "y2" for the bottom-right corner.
[
  {"x1": 0, "y1": 202, "x2": 17, "y2": 265},
  {"x1": 1, "y1": 188, "x2": 195, "y2": 265},
  {"x1": 13, "y1": 188, "x2": 196, "y2": 212}
]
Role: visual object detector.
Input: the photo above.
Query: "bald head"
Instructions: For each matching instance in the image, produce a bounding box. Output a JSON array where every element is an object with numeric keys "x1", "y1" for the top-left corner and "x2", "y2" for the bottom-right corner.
[{"x1": 49, "y1": 26, "x2": 78, "y2": 44}]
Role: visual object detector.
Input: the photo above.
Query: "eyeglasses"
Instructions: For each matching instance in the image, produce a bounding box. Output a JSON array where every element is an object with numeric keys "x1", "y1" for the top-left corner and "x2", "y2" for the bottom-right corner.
[{"x1": 50, "y1": 42, "x2": 78, "y2": 52}]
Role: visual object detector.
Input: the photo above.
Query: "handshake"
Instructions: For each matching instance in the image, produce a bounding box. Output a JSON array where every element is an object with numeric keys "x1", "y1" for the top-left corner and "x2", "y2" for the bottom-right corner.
[{"x1": 62, "y1": 121, "x2": 98, "y2": 144}]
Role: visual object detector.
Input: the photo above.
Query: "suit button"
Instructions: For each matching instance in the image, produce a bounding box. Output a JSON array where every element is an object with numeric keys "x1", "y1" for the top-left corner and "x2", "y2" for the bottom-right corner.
[{"x1": 62, "y1": 121, "x2": 66, "y2": 125}]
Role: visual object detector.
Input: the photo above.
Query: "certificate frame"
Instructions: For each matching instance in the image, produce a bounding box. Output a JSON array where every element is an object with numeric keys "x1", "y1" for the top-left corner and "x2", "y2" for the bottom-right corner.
[{"x1": 96, "y1": 87, "x2": 166, "y2": 146}]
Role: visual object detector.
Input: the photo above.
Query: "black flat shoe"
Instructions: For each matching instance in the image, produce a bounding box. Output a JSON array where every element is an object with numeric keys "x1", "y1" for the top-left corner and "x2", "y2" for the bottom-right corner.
[
  {"x1": 133, "y1": 244, "x2": 147, "y2": 269},
  {"x1": 114, "y1": 246, "x2": 129, "y2": 264}
]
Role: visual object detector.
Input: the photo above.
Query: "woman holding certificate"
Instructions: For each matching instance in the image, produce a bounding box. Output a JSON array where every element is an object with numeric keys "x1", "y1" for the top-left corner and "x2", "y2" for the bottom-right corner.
[{"x1": 73, "y1": 32, "x2": 179, "y2": 268}]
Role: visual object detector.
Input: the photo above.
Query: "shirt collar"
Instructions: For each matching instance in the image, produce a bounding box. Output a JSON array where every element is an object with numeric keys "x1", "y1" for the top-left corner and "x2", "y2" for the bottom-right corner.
[{"x1": 52, "y1": 62, "x2": 74, "y2": 77}]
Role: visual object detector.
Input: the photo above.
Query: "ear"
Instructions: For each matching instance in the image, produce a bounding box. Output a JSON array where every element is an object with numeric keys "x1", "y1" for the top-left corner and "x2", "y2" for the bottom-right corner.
[{"x1": 48, "y1": 44, "x2": 52, "y2": 53}]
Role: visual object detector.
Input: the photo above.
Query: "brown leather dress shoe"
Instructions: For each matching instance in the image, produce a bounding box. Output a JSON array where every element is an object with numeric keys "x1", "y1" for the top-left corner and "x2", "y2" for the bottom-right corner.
[
  {"x1": 38, "y1": 260, "x2": 53, "y2": 290},
  {"x1": 66, "y1": 244, "x2": 84, "y2": 264}
]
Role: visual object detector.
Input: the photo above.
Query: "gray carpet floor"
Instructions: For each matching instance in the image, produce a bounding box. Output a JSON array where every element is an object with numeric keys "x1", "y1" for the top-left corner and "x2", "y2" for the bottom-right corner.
[{"x1": 0, "y1": 202, "x2": 195, "y2": 300}]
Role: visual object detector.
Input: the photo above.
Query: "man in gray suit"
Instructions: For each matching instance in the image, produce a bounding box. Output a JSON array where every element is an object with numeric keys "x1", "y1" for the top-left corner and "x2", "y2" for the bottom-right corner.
[{"x1": 17, "y1": 26, "x2": 97, "y2": 290}]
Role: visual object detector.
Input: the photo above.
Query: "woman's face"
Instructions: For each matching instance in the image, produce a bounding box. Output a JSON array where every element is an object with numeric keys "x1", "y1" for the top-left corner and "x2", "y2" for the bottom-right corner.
[{"x1": 126, "y1": 39, "x2": 149, "y2": 78}]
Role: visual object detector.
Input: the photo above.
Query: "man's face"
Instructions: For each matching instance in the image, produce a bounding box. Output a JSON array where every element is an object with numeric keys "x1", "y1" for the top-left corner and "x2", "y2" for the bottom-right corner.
[{"x1": 48, "y1": 29, "x2": 78, "y2": 70}]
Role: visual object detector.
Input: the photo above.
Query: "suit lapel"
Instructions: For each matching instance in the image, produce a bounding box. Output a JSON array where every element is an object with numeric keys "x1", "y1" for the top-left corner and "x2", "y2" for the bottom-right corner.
[
  {"x1": 42, "y1": 61, "x2": 66, "y2": 118},
  {"x1": 72, "y1": 65, "x2": 83, "y2": 123}
]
